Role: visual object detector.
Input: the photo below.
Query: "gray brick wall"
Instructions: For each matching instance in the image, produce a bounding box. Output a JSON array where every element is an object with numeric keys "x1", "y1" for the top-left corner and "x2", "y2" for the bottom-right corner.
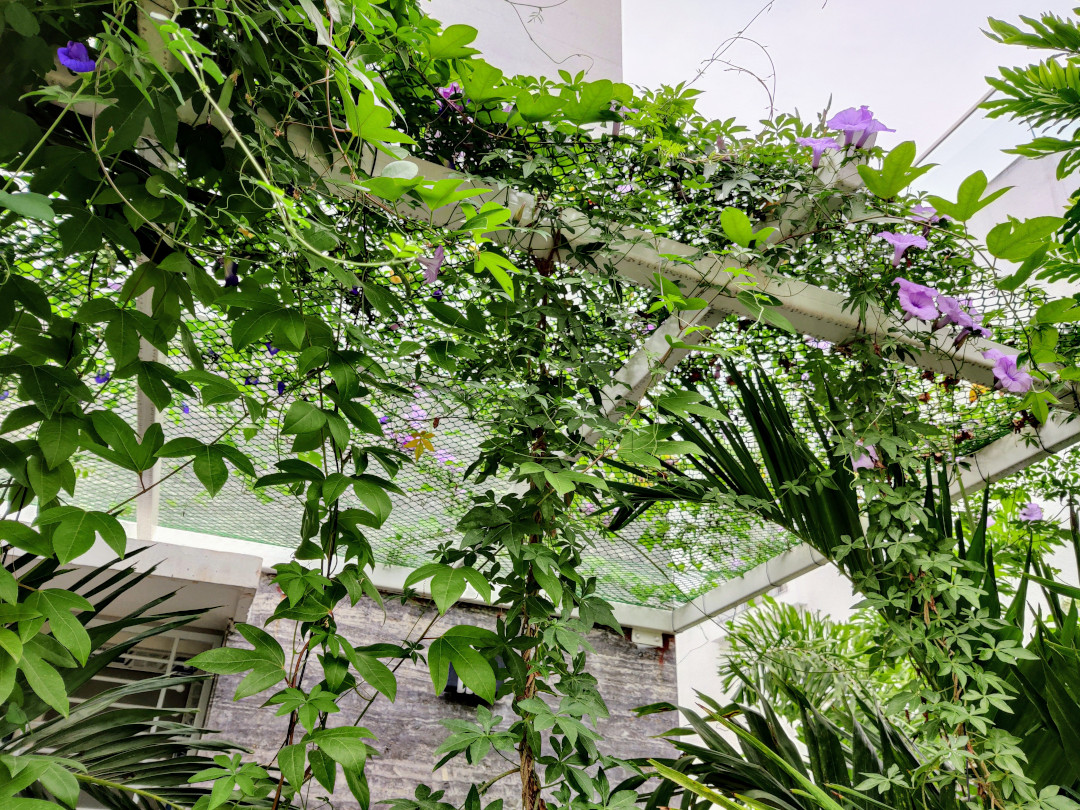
[{"x1": 204, "y1": 574, "x2": 678, "y2": 809}]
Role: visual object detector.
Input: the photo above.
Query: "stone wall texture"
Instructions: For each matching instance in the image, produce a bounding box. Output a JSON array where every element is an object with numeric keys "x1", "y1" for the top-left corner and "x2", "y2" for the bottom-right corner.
[{"x1": 204, "y1": 574, "x2": 677, "y2": 809}]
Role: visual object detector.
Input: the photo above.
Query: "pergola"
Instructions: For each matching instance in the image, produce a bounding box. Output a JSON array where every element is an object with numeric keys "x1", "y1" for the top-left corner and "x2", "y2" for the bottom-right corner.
[{"x1": 30, "y1": 2, "x2": 1080, "y2": 641}]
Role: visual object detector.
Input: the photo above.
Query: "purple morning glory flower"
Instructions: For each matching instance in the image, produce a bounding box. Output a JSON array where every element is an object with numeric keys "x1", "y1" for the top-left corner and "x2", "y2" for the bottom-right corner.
[
  {"x1": 95, "y1": 372, "x2": 111, "y2": 384},
  {"x1": 277, "y1": 381, "x2": 286, "y2": 396},
  {"x1": 911, "y1": 205, "x2": 941, "y2": 224},
  {"x1": 0, "y1": 391, "x2": 9, "y2": 401},
  {"x1": 851, "y1": 442, "x2": 879, "y2": 472},
  {"x1": 892, "y1": 277, "x2": 938, "y2": 321},
  {"x1": 223, "y1": 259, "x2": 239, "y2": 288},
  {"x1": 983, "y1": 349, "x2": 1033, "y2": 394},
  {"x1": 437, "y1": 83, "x2": 464, "y2": 112},
  {"x1": 827, "y1": 105, "x2": 895, "y2": 148},
  {"x1": 431, "y1": 288, "x2": 444, "y2": 302},
  {"x1": 1019, "y1": 502, "x2": 1044, "y2": 522},
  {"x1": 934, "y1": 296, "x2": 974, "y2": 330},
  {"x1": 878, "y1": 232, "x2": 928, "y2": 267},
  {"x1": 265, "y1": 342, "x2": 279, "y2": 356},
  {"x1": 379, "y1": 415, "x2": 390, "y2": 424},
  {"x1": 58, "y1": 41, "x2": 97, "y2": 74},
  {"x1": 418, "y1": 246, "x2": 444, "y2": 285},
  {"x1": 244, "y1": 375, "x2": 260, "y2": 386},
  {"x1": 795, "y1": 136, "x2": 842, "y2": 168}
]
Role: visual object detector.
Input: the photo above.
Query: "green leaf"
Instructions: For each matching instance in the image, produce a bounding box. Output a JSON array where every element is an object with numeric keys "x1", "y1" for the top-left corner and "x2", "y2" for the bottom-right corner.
[
  {"x1": 474, "y1": 251, "x2": 516, "y2": 299},
  {"x1": 27, "y1": 589, "x2": 93, "y2": 664},
  {"x1": 987, "y1": 216, "x2": 1064, "y2": 262},
  {"x1": 430, "y1": 567, "x2": 467, "y2": 614},
  {"x1": 856, "y1": 141, "x2": 933, "y2": 199},
  {"x1": 926, "y1": 170, "x2": 1011, "y2": 221},
  {"x1": 4, "y1": 3, "x2": 39, "y2": 36},
  {"x1": 278, "y1": 743, "x2": 306, "y2": 790},
  {"x1": 0, "y1": 191, "x2": 54, "y2": 221},
  {"x1": 18, "y1": 650, "x2": 69, "y2": 716},
  {"x1": 37, "y1": 415, "x2": 79, "y2": 470},
  {"x1": 428, "y1": 628, "x2": 496, "y2": 703},
  {"x1": 427, "y1": 24, "x2": 480, "y2": 59},
  {"x1": 307, "y1": 726, "x2": 374, "y2": 771},
  {"x1": 348, "y1": 650, "x2": 397, "y2": 702},
  {"x1": 193, "y1": 447, "x2": 229, "y2": 496},
  {"x1": 0, "y1": 521, "x2": 51, "y2": 556},
  {"x1": 282, "y1": 401, "x2": 327, "y2": 435}
]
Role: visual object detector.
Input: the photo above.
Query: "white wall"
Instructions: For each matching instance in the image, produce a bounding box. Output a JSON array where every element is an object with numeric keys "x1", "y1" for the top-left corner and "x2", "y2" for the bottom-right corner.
[
  {"x1": 424, "y1": 0, "x2": 622, "y2": 81},
  {"x1": 676, "y1": 563, "x2": 856, "y2": 707}
]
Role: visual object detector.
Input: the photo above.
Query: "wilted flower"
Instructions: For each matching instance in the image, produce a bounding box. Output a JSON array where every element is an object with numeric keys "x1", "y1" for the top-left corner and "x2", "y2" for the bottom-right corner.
[
  {"x1": 851, "y1": 441, "x2": 879, "y2": 472},
  {"x1": 983, "y1": 349, "x2": 1033, "y2": 394},
  {"x1": 180, "y1": 401, "x2": 190, "y2": 415},
  {"x1": 223, "y1": 259, "x2": 239, "y2": 288},
  {"x1": 795, "y1": 136, "x2": 842, "y2": 168},
  {"x1": 388, "y1": 323, "x2": 401, "y2": 332},
  {"x1": 878, "y1": 232, "x2": 928, "y2": 267},
  {"x1": 265, "y1": 342, "x2": 279, "y2": 356},
  {"x1": 58, "y1": 41, "x2": 97, "y2": 73},
  {"x1": 431, "y1": 288, "x2": 444, "y2": 302},
  {"x1": 827, "y1": 105, "x2": 895, "y2": 148},
  {"x1": 1019, "y1": 502, "x2": 1044, "y2": 522},
  {"x1": 892, "y1": 277, "x2": 938, "y2": 321},
  {"x1": 347, "y1": 286, "x2": 361, "y2": 297},
  {"x1": 0, "y1": 391, "x2": 8, "y2": 401},
  {"x1": 418, "y1": 246, "x2": 444, "y2": 285},
  {"x1": 277, "y1": 381, "x2": 286, "y2": 396},
  {"x1": 244, "y1": 375, "x2": 260, "y2": 386}
]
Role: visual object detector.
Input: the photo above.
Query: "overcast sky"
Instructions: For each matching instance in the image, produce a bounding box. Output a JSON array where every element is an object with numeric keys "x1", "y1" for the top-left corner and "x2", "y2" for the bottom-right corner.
[{"x1": 622, "y1": 0, "x2": 1077, "y2": 150}]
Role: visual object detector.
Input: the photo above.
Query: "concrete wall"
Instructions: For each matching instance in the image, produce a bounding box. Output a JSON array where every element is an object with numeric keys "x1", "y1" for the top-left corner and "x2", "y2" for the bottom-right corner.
[
  {"x1": 424, "y1": 0, "x2": 622, "y2": 81},
  {"x1": 205, "y1": 574, "x2": 677, "y2": 809}
]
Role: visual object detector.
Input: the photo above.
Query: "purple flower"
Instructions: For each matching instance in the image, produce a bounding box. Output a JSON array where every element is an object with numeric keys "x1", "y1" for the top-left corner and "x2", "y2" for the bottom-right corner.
[
  {"x1": 0, "y1": 391, "x2": 9, "y2": 401},
  {"x1": 388, "y1": 323, "x2": 400, "y2": 332},
  {"x1": 806, "y1": 337, "x2": 832, "y2": 350},
  {"x1": 265, "y1": 342, "x2": 279, "y2": 356},
  {"x1": 105, "y1": 280, "x2": 123, "y2": 292},
  {"x1": 934, "y1": 296, "x2": 974, "y2": 330},
  {"x1": 347, "y1": 286, "x2": 361, "y2": 297},
  {"x1": 615, "y1": 183, "x2": 635, "y2": 193},
  {"x1": 431, "y1": 288, "x2": 444, "y2": 302},
  {"x1": 244, "y1": 375, "x2": 260, "y2": 386},
  {"x1": 95, "y1": 372, "x2": 111, "y2": 384},
  {"x1": 57, "y1": 41, "x2": 97, "y2": 74},
  {"x1": 418, "y1": 246, "x2": 444, "y2": 285},
  {"x1": 827, "y1": 105, "x2": 895, "y2": 148},
  {"x1": 502, "y1": 103, "x2": 515, "y2": 114},
  {"x1": 878, "y1": 232, "x2": 928, "y2": 267},
  {"x1": 795, "y1": 137, "x2": 842, "y2": 168},
  {"x1": 892, "y1": 277, "x2": 938, "y2": 321},
  {"x1": 277, "y1": 381, "x2": 286, "y2": 396},
  {"x1": 432, "y1": 449, "x2": 456, "y2": 465},
  {"x1": 851, "y1": 441, "x2": 879, "y2": 472},
  {"x1": 437, "y1": 82, "x2": 464, "y2": 112},
  {"x1": 180, "y1": 401, "x2": 190, "y2": 414},
  {"x1": 1019, "y1": 502, "x2": 1044, "y2": 522},
  {"x1": 379, "y1": 415, "x2": 390, "y2": 425},
  {"x1": 408, "y1": 404, "x2": 427, "y2": 430},
  {"x1": 910, "y1": 205, "x2": 941, "y2": 224},
  {"x1": 223, "y1": 259, "x2": 239, "y2": 288},
  {"x1": 983, "y1": 350, "x2": 1033, "y2": 394}
]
